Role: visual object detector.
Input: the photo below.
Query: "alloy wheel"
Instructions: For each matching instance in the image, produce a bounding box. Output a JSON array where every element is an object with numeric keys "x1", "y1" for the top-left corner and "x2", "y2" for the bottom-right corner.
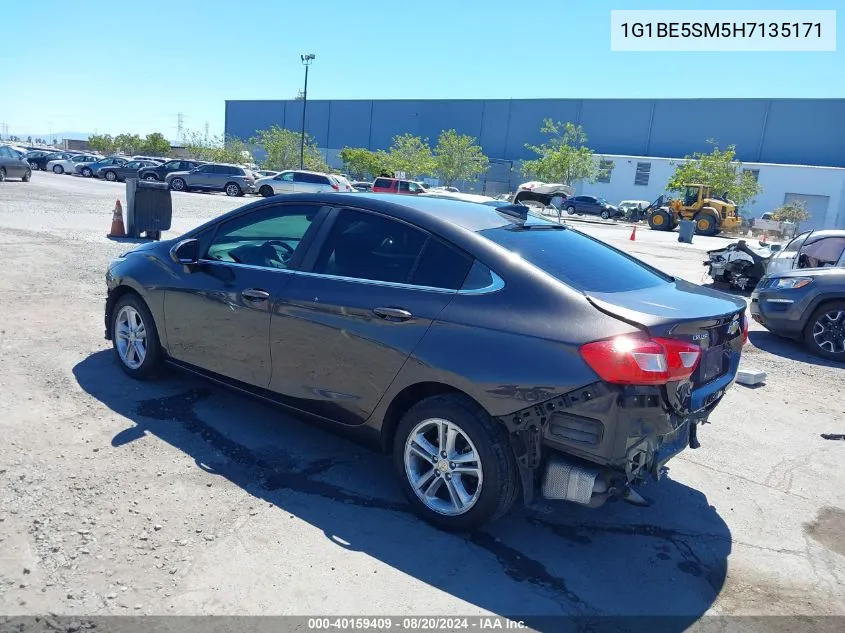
[
  {"x1": 171, "y1": 178, "x2": 185, "y2": 191},
  {"x1": 225, "y1": 184, "x2": 240, "y2": 196},
  {"x1": 812, "y1": 310, "x2": 845, "y2": 355},
  {"x1": 404, "y1": 418, "x2": 483, "y2": 516},
  {"x1": 115, "y1": 306, "x2": 147, "y2": 370}
]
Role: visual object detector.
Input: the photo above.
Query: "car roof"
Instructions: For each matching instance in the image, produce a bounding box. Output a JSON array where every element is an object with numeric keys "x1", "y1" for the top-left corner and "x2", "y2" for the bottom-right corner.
[{"x1": 801, "y1": 229, "x2": 845, "y2": 241}]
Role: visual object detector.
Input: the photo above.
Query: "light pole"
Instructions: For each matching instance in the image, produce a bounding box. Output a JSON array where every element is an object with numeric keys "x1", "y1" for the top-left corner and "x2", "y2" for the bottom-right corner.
[{"x1": 299, "y1": 53, "x2": 315, "y2": 169}]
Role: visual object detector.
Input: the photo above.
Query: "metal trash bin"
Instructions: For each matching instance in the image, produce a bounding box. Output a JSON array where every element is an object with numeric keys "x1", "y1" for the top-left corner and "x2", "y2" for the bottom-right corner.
[
  {"x1": 678, "y1": 219, "x2": 695, "y2": 243},
  {"x1": 126, "y1": 179, "x2": 172, "y2": 240}
]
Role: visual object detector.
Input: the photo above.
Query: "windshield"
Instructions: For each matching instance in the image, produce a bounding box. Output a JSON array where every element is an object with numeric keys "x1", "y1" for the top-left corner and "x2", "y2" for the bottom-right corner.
[{"x1": 480, "y1": 226, "x2": 672, "y2": 293}]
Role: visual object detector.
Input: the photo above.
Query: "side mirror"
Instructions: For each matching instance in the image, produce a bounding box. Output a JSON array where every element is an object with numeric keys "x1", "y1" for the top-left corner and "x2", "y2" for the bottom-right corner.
[{"x1": 169, "y1": 238, "x2": 199, "y2": 268}]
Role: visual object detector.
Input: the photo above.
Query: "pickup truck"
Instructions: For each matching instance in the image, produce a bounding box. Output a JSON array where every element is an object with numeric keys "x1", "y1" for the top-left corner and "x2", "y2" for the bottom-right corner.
[{"x1": 750, "y1": 212, "x2": 796, "y2": 239}]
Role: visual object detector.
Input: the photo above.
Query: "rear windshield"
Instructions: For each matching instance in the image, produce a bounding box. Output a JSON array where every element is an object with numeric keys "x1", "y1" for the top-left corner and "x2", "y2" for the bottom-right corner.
[{"x1": 479, "y1": 226, "x2": 672, "y2": 293}]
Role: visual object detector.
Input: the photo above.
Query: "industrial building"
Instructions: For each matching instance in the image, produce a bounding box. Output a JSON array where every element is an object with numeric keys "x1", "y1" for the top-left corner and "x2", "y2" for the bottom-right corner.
[{"x1": 225, "y1": 98, "x2": 845, "y2": 229}]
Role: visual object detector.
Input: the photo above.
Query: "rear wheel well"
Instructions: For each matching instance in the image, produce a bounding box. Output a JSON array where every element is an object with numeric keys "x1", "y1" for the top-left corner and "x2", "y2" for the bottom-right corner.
[{"x1": 379, "y1": 382, "x2": 484, "y2": 451}]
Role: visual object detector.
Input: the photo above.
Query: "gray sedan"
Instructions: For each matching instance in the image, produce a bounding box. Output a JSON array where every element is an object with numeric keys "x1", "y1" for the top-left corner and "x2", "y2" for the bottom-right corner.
[
  {"x1": 96, "y1": 160, "x2": 160, "y2": 182},
  {"x1": 0, "y1": 145, "x2": 33, "y2": 182},
  {"x1": 751, "y1": 267, "x2": 845, "y2": 361}
]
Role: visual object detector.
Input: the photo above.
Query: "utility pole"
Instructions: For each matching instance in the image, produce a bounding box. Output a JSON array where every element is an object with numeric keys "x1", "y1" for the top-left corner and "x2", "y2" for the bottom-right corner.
[
  {"x1": 177, "y1": 112, "x2": 184, "y2": 141},
  {"x1": 204, "y1": 121, "x2": 209, "y2": 141},
  {"x1": 299, "y1": 53, "x2": 315, "y2": 169}
]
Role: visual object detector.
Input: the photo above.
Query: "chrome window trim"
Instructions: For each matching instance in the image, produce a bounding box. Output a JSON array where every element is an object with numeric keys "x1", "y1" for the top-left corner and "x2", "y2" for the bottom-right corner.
[{"x1": 194, "y1": 261, "x2": 505, "y2": 294}]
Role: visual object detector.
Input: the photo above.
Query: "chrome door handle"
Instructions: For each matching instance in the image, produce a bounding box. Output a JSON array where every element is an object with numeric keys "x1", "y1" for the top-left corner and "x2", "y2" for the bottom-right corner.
[
  {"x1": 373, "y1": 307, "x2": 412, "y2": 322},
  {"x1": 242, "y1": 288, "x2": 270, "y2": 302}
]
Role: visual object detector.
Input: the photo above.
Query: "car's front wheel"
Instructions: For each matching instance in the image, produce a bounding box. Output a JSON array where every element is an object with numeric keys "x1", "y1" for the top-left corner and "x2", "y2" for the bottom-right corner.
[
  {"x1": 600, "y1": 210, "x2": 610, "y2": 220},
  {"x1": 81, "y1": 167, "x2": 92, "y2": 177},
  {"x1": 393, "y1": 394, "x2": 520, "y2": 532},
  {"x1": 22, "y1": 169, "x2": 31, "y2": 182},
  {"x1": 53, "y1": 165, "x2": 64, "y2": 174},
  {"x1": 804, "y1": 301, "x2": 845, "y2": 362},
  {"x1": 144, "y1": 174, "x2": 159, "y2": 181},
  {"x1": 259, "y1": 185, "x2": 274, "y2": 197},
  {"x1": 170, "y1": 177, "x2": 186, "y2": 191},
  {"x1": 111, "y1": 293, "x2": 163, "y2": 379},
  {"x1": 104, "y1": 170, "x2": 117, "y2": 182}
]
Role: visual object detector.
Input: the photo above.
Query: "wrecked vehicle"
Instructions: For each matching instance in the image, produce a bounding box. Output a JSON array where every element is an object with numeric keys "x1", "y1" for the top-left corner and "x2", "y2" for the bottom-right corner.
[
  {"x1": 510, "y1": 181, "x2": 575, "y2": 208},
  {"x1": 105, "y1": 193, "x2": 747, "y2": 532},
  {"x1": 705, "y1": 239, "x2": 777, "y2": 291}
]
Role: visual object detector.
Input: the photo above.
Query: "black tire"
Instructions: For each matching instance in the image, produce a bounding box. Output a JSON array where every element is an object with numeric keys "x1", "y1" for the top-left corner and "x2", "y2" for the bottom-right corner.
[
  {"x1": 259, "y1": 185, "x2": 274, "y2": 197},
  {"x1": 225, "y1": 182, "x2": 242, "y2": 197},
  {"x1": 566, "y1": 205, "x2": 576, "y2": 215},
  {"x1": 648, "y1": 209, "x2": 672, "y2": 231},
  {"x1": 694, "y1": 212, "x2": 718, "y2": 236},
  {"x1": 803, "y1": 301, "x2": 845, "y2": 362},
  {"x1": 53, "y1": 164, "x2": 64, "y2": 174},
  {"x1": 143, "y1": 174, "x2": 159, "y2": 181},
  {"x1": 111, "y1": 292, "x2": 163, "y2": 380},
  {"x1": 600, "y1": 210, "x2": 610, "y2": 220},
  {"x1": 81, "y1": 167, "x2": 92, "y2": 177},
  {"x1": 29, "y1": 161, "x2": 39, "y2": 171},
  {"x1": 22, "y1": 169, "x2": 31, "y2": 182},
  {"x1": 170, "y1": 177, "x2": 186, "y2": 192},
  {"x1": 0, "y1": 168, "x2": 5, "y2": 182},
  {"x1": 392, "y1": 394, "x2": 520, "y2": 532},
  {"x1": 104, "y1": 170, "x2": 117, "y2": 182}
]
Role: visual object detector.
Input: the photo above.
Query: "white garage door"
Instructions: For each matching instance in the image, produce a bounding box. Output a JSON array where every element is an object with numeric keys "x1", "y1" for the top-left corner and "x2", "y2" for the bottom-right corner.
[{"x1": 783, "y1": 193, "x2": 831, "y2": 231}]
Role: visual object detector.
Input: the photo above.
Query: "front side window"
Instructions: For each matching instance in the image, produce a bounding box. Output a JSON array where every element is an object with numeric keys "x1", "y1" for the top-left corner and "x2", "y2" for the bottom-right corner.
[
  {"x1": 124, "y1": 161, "x2": 141, "y2": 169},
  {"x1": 205, "y1": 205, "x2": 322, "y2": 270},
  {"x1": 275, "y1": 171, "x2": 295, "y2": 182},
  {"x1": 798, "y1": 237, "x2": 845, "y2": 269},
  {"x1": 783, "y1": 232, "x2": 811, "y2": 253}
]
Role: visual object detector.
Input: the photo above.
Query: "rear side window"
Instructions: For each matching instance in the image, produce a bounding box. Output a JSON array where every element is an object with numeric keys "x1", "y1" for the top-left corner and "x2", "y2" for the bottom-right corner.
[
  {"x1": 411, "y1": 238, "x2": 473, "y2": 290},
  {"x1": 296, "y1": 172, "x2": 329, "y2": 184},
  {"x1": 373, "y1": 178, "x2": 393, "y2": 189},
  {"x1": 480, "y1": 227, "x2": 672, "y2": 293}
]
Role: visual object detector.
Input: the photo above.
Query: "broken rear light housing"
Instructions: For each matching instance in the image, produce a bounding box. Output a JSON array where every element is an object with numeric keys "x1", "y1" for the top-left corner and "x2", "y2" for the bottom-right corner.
[{"x1": 579, "y1": 335, "x2": 702, "y2": 386}]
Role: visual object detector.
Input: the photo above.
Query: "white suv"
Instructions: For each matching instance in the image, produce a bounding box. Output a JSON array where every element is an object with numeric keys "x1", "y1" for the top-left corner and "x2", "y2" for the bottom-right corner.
[{"x1": 255, "y1": 169, "x2": 340, "y2": 197}]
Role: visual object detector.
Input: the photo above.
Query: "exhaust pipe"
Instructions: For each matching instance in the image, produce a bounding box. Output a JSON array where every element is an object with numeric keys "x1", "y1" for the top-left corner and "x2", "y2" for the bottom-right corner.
[{"x1": 540, "y1": 456, "x2": 612, "y2": 508}]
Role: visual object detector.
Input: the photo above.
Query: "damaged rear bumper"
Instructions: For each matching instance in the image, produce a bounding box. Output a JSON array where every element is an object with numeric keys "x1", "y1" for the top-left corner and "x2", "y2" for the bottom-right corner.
[{"x1": 498, "y1": 378, "x2": 730, "y2": 509}]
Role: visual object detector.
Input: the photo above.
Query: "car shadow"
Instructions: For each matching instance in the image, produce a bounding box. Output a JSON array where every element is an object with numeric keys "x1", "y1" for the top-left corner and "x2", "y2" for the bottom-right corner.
[
  {"x1": 73, "y1": 350, "x2": 732, "y2": 630},
  {"x1": 748, "y1": 330, "x2": 841, "y2": 369}
]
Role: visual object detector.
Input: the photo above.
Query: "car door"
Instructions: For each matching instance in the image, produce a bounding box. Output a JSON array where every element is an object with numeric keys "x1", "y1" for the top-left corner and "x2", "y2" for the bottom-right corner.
[
  {"x1": 188, "y1": 164, "x2": 215, "y2": 189},
  {"x1": 272, "y1": 171, "x2": 296, "y2": 194},
  {"x1": 268, "y1": 206, "x2": 473, "y2": 425},
  {"x1": 163, "y1": 202, "x2": 330, "y2": 387},
  {"x1": 117, "y1": 160, "x2": 140, "y2": 180},
  {"x1": 767, "y1": 231, "x2": 811, "y2": 274},
  {"x1": 293, "y1": 171, "x2": 318, "y2": 193}
]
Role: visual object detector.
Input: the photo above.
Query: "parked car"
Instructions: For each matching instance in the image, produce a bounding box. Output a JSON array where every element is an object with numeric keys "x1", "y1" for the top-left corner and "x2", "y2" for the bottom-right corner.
[
  {"x1": 564, "y1": 196, "x2": 623, "y2": 220},
  {"x1": 76, "y1": 156, "x2": 129, "y2": 177},
  {"x1": 332, "y1": 174, "x2": 356, "y2": 192},
  {"x1": 0, "y1": 145, "x2": 33, "y2": 182},
  {"x1": 137, "y1": 159, "x2": 205, "y2": 182},
  {"x1": 371, "y1": 177, "x2": 426, "y2": 194},
  {"x1": 104, "y1": 192, "x2": 747, "y2": 531},
  {"x1": 254, "y1": 170, "x2": 279, "y2": 179},
  {"x1": 751, "y1": 268, "x2": 845, "y2": 361},
  {"x1": 254, "y1": 169, "x2": 340, "y2": 197},
  {"x1": 96, "y1": 159, "x2": 160, "y2": 182},
  {"x1": 132, "y1": 156, "x2": 168, "y2": 164},
  {"x1": 766, "y1": 230, "x2": 845, "y2": 275},
  {"x1": 24, "y1": 150, "x2": 54, "y2": 170},
  {"x1": 351, "y1": 181, "x2": 373, "y2": 192},
  {"x1": 165, "y1": 163, "x2": 256, "y2": 197},
  {"x1": 46, "y1": 154, "x2": 99, "y2": 175},
  {"x1": 28, "y1": 151, "x2": 75, "y2": 171},
  {"x1": 618, "y1": 200, "x2": 651, "y2": 221}
]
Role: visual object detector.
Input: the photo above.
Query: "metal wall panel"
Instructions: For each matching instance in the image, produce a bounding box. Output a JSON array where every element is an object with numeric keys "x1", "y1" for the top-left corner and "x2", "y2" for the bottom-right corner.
[{"x1": 761, "y1": 100, "x2": 845, "y2": 167}]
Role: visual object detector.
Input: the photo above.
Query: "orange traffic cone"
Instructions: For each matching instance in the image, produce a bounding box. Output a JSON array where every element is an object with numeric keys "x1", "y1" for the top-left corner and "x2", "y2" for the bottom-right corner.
[
  {"x1": 760, "y1": 232, "x2": 767, "y2": 244},
  {"x1": 107, "y1": 200, "x2": 126, "y2": 238},
  {"x1": 630, "y1": 225, "x2": 637, "y2": 241}
]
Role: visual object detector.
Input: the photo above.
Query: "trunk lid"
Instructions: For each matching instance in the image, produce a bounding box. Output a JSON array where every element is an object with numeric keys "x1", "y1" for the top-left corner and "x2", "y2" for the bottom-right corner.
[{"x1": 585, "y1": 279, "x2": 746, "y2": 412}]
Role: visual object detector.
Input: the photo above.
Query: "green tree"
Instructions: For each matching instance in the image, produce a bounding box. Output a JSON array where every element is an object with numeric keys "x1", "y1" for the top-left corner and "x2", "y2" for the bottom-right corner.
[
  {"x1": 521, "y1": 120, "x2": 597, "y2": 185},
  {"x1": 385, "y1": 134, "x2": 434, "y2": 179},
  {"x1": 141, "y1": 132, "x2": 172, "y2": 157},
  {"x1": 772, "y1": 200, "x2": 811, "y2": 230},
  {"x1": 432, "y1": 129, "x2": 489, "y2": 186},
  {"x1": 251, "y1": 125, "x2": 327, "y2": 171},
  {"x1": 88, "y1": 134, "x2": 116, "y2": 155},
  {"x1": 666, "y1": 140, "x2": 762, "y2": 207},
  {"x1": 114, "y1": 133, "x2": 143, "y2": 155},
  {"x1": 181, "y1": 129, "x2": 222, "y2": 162},
  {"x1": 339, "y1": 147, "x2": 391, "y2": 179}
]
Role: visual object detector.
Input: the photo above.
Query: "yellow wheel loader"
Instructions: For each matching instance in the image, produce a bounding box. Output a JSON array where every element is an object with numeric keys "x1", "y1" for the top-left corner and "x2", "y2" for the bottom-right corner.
[{"x1": 644, "y1": 185, "x2": 742, "y2": 236}]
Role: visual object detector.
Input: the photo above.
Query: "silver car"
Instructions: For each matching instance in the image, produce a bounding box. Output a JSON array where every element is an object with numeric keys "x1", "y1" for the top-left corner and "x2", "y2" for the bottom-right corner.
[
  {"x1": 0, "y1": 145, "x2": 32, "y2": 182},
  {"x1": 255, "y1": 169, "x2": 340, "y2": 197},
  {"x1": 165, "y1": 163, "x2": 256, "y2": 197}
]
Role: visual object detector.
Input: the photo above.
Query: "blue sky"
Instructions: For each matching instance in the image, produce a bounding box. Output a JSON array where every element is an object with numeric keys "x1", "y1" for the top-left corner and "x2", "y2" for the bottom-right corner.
[{"x1": 0, "y1": 0, "x2": 841, "y2": 140}]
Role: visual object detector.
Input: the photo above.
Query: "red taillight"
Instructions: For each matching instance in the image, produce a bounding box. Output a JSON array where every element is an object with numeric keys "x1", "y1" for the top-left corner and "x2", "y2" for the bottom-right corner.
[
  {"x1": 741, "y1": 312, "x2": 749, "y2": 344},
  {"x1": 579, "y1": 336, "x2": 701, "y2": 386},
  {"x1": 331, "y1": 183, "x2": 339, "y2": 191}
]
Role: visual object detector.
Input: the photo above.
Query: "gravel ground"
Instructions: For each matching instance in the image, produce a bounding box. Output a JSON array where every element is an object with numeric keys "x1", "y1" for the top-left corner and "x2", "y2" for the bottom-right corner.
[{"x1": 0, "y1": 172, "x2": 843, "y2": 627}]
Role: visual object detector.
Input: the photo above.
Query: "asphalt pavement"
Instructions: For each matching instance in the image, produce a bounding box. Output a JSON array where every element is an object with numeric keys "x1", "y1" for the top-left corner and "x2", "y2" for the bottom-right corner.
[{"x1": 0, "y1": 171, "x2": 843, "y2": 626}]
